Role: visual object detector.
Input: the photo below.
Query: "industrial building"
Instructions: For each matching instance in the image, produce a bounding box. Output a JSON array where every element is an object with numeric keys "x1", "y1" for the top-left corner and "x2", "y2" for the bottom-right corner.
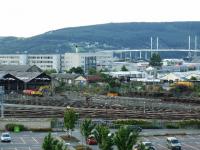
[{"x1": 0, "y1": 65, "x2": 51, "y2": 93}]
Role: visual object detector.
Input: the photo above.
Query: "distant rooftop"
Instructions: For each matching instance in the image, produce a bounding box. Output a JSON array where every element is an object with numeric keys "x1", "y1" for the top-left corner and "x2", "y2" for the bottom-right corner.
[{"x1": 0, "y1": 65, "x2": 42, "y2": 72}]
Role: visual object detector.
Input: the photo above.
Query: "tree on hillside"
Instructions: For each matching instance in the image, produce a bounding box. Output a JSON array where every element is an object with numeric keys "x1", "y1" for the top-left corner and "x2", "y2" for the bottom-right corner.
[
  {"x1": 67, "y1": 67, "x2": 84, "y2": 74},
  {"x1": 121, "y1": 65, "x2": 128, "y2": 71},
  {"x1": 113, "y1": 126, "x2": 139, "y2": 150},
  {"x1": 149, "y1": 53, "x2": 162, "y2": 67},
  {"x1": 64, "y1": 107, "x2": 78, "y2": 137}
]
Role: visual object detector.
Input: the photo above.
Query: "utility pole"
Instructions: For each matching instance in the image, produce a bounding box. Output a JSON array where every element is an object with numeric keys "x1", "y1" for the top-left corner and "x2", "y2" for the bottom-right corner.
[{"x1": 0, "y1": 86, "x2": 4, "y2": 118}]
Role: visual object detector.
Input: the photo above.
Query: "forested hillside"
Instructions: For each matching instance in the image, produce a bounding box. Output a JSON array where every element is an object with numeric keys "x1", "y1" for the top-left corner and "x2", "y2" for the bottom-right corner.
[{"x1": 0, "y1": 22, "x2": 200, "y2": 54}]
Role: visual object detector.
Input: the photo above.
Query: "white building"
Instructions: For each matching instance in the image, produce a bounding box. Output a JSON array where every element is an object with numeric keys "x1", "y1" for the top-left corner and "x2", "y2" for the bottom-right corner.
[
  {"x1": 28, "y1": 54, "x2": 61, "y2": 72},
  {"x1": 95, "y1": 51, "x2": 114, "y2": 71},
  {"x1": 162, "y1": 59, "x2": 184, "y2": 66},
  {"x1": 0, "y1": 54, "x2": 27, "y2": 65},
  {"x1": 64, "y1": 53, "x2": 96, "y2": 73},
  {"x1": 0, "y1": 52, "x2": 115, "y2": 73},
  {"x1": 107, "y1": 71, "x2": 147, "y2": 79}
]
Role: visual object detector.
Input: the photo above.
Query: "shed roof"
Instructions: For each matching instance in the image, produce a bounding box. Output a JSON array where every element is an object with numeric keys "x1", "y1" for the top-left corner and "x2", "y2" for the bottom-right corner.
[
  {"x1": 0, "y1": 65, "x2": 42, "y2": 72},
  {"x1": 6, "y1": 71, "x2": 50, "y2": 83}
]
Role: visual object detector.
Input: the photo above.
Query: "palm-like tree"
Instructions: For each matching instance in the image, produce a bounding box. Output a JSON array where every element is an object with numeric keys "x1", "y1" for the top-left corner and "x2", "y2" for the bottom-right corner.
[
  {"x1": 92, "y1": 125, "x2": 113, "y2": 150},
  {"x1": 113, "y1": 126, "x2": 139, "y2": 150},
  {"x1": 80, "y1": 118, "x2": 96, "y2": 141},
  {"x1": 42, "y1": 133, "x2": 66, "y2": 150}
]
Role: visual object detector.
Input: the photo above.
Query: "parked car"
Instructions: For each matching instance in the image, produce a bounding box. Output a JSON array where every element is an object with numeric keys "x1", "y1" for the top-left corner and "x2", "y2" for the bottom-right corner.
[
  {"x1": 133, "y1": 141, "x2": 156, "y2": 150},
  {"x1": 166, "y1": 137, "x2": 181, "y2": 150},
  {"x1": 1, "y1": 132, "x2": 11, "y2": 142},
  {"x1": 142, "y1": 142, "x2": 156, "y2": 150},
  {"x1": 86, "y1": 135, "x2": 97, "y2": 145}
]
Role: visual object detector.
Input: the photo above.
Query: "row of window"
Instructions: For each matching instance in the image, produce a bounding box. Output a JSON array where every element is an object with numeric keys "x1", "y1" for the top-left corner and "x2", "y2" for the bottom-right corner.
[
  {"x1": 29, "y1": 61, "x2": 53, "y2": 63},
  {"x1": 0, "y1": 61, "x2": 19, "y2": 63},
  {"x1": 0, "y1": 56, "x2": 20, "y2": 59},
  {"x1": 28, "y1": 56, "x2": 54, "y2": 59}
]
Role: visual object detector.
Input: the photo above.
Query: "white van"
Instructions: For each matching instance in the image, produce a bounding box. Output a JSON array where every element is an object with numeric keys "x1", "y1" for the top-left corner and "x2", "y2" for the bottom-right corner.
[{"x1": 166, "y1": 137, "x2": 181, "y2": 150}]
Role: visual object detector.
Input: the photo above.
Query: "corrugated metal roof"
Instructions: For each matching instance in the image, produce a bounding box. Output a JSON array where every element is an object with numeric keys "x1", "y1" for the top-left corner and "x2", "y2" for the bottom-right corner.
[
  {"x1": 0, "y1": 65, "x2": 42, "y2": 72},
  {"x1": 0, "y1": 65, "x2": 31, "y2": 72},
  {"x1": 8, "y1": 71, "x2": 43, "y2": 82}
]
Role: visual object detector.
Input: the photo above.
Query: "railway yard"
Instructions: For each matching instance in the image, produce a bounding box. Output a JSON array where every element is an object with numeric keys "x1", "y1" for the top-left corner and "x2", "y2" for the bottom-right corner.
[{"x1": 2, "y1": 91, "x2": 200, "y2": 120}]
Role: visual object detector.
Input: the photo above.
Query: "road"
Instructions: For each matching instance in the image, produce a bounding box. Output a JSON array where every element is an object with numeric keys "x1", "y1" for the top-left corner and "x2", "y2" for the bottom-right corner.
[{"x1": 1, "y1": 130, "x2": 200, "y2": 150}]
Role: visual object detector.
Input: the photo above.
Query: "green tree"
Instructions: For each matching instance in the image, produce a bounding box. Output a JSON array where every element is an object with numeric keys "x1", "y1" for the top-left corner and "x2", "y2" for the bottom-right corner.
[
  {"x1": 92, "y1": 125, "x2": 113, "y2": 150},
  {"x1": 44, "y1": 69, "x2": 57, "y2": 75},
  {"x1": 149, "y1": 53, "x2": 162, "y2": 67},
  {"x1": 121, "y1": 65, "x2": 128, "y2": 71},
  {"x1": 88, "y1": 67, "x2": 97, "y2": 75},
  {"x1": 42, "y1": 133, "x2": 66, "y2": 150},
  {"x1": 80, "y1": 118, "x2": 96, "y2": 141},
  {"x1": 113, "y1": 126, "x2": 139, "y2": 150},
  {"x1": 190, "y1": 76, "x2": 197, "y2": 80},
  {"x1": 64, "y1": 107, "x2": 78, "y2": 137},
  {"x1": 42, "y1": 133, "x2": 54, "y2": 150},
  {"x1": 67, "y1": 67, "x2": 84, "y2": 74}
]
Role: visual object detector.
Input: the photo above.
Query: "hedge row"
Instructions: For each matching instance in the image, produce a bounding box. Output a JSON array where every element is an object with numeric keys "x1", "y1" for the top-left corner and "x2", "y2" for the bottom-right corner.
[
  {"x1": 5, "y1": 124, "x2": 27, "y2": 131},
  {"x1": 113, "y1": 119, "x2": 200, "y2": 129},
  {"x1": 5, "y1": 124, "x2": 52, "y2": 132}
]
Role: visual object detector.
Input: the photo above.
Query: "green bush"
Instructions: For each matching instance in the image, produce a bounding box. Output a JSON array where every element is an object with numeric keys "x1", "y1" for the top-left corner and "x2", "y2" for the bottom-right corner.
[
  {"x1": 30, "y1": 128, "x2": 52, "y2": 132},
  {"x1": 166, "y1": 124, "x2": 179, "y2": 129},
  {"x1": 5, "y1": 123, "x2": 27, "y2": 131},
  {"x1": 113, "y1": 119, "x2": 161, "y2": 129},
  {"x1": 113, "y1": 119, "x2": 151, "y2": 126},
  {"x1": 178, "y1": 119, "x2": 200, "y2": 129}
]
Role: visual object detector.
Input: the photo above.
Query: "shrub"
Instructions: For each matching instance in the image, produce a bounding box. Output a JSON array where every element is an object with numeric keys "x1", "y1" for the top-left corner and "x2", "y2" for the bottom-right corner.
[
  {"x1": 30, "y1": 128, "x2": 52, "y2": 132},
  {"x1": 5, "y1": 123, "x2": 27, "y2": 131},
  {"x1": 112, "y1": 119, "x2": 159, "y2": 129},
  {"x1": 166, "y1": 124, "x2": 179, "y2": 129},
  {"x1": 178, "y1": 119, "x2": 200, "y2": 129}
]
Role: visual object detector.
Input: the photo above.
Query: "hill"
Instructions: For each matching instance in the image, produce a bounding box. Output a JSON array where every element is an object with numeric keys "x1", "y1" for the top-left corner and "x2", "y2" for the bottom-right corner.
[{"x1": 0, "y1": 22, "x2": 200, "y2": 54}]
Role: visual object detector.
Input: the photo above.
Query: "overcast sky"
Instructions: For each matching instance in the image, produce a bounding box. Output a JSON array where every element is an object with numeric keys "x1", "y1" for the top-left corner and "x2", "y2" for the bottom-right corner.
[{"x1": 0, "y1": 0, "x2": 199, "y2": 37}]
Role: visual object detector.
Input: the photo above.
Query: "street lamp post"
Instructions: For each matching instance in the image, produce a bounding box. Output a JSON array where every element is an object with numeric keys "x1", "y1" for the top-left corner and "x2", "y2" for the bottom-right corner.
[
  {"x1": 143, "y1": 101, "x2": 146, "y2": 114},
  {"x1": 105, "y1": 103, "x2": 108, "y2": 125}
]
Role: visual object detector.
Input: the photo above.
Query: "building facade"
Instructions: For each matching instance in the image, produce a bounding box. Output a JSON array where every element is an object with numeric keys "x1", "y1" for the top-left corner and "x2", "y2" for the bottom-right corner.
[
  {"x1": 0, "y1": 54, "x2": 27, "y2": 65},
  {"x1": 0, "y1": 52, "x2": 114, "y2": 73},
  {"x1": 28, "y1": 54, "x2": 61, "y2": 72},
  {"x1": 64, "y1": 53, "x2": 96, "y2": 73}
]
